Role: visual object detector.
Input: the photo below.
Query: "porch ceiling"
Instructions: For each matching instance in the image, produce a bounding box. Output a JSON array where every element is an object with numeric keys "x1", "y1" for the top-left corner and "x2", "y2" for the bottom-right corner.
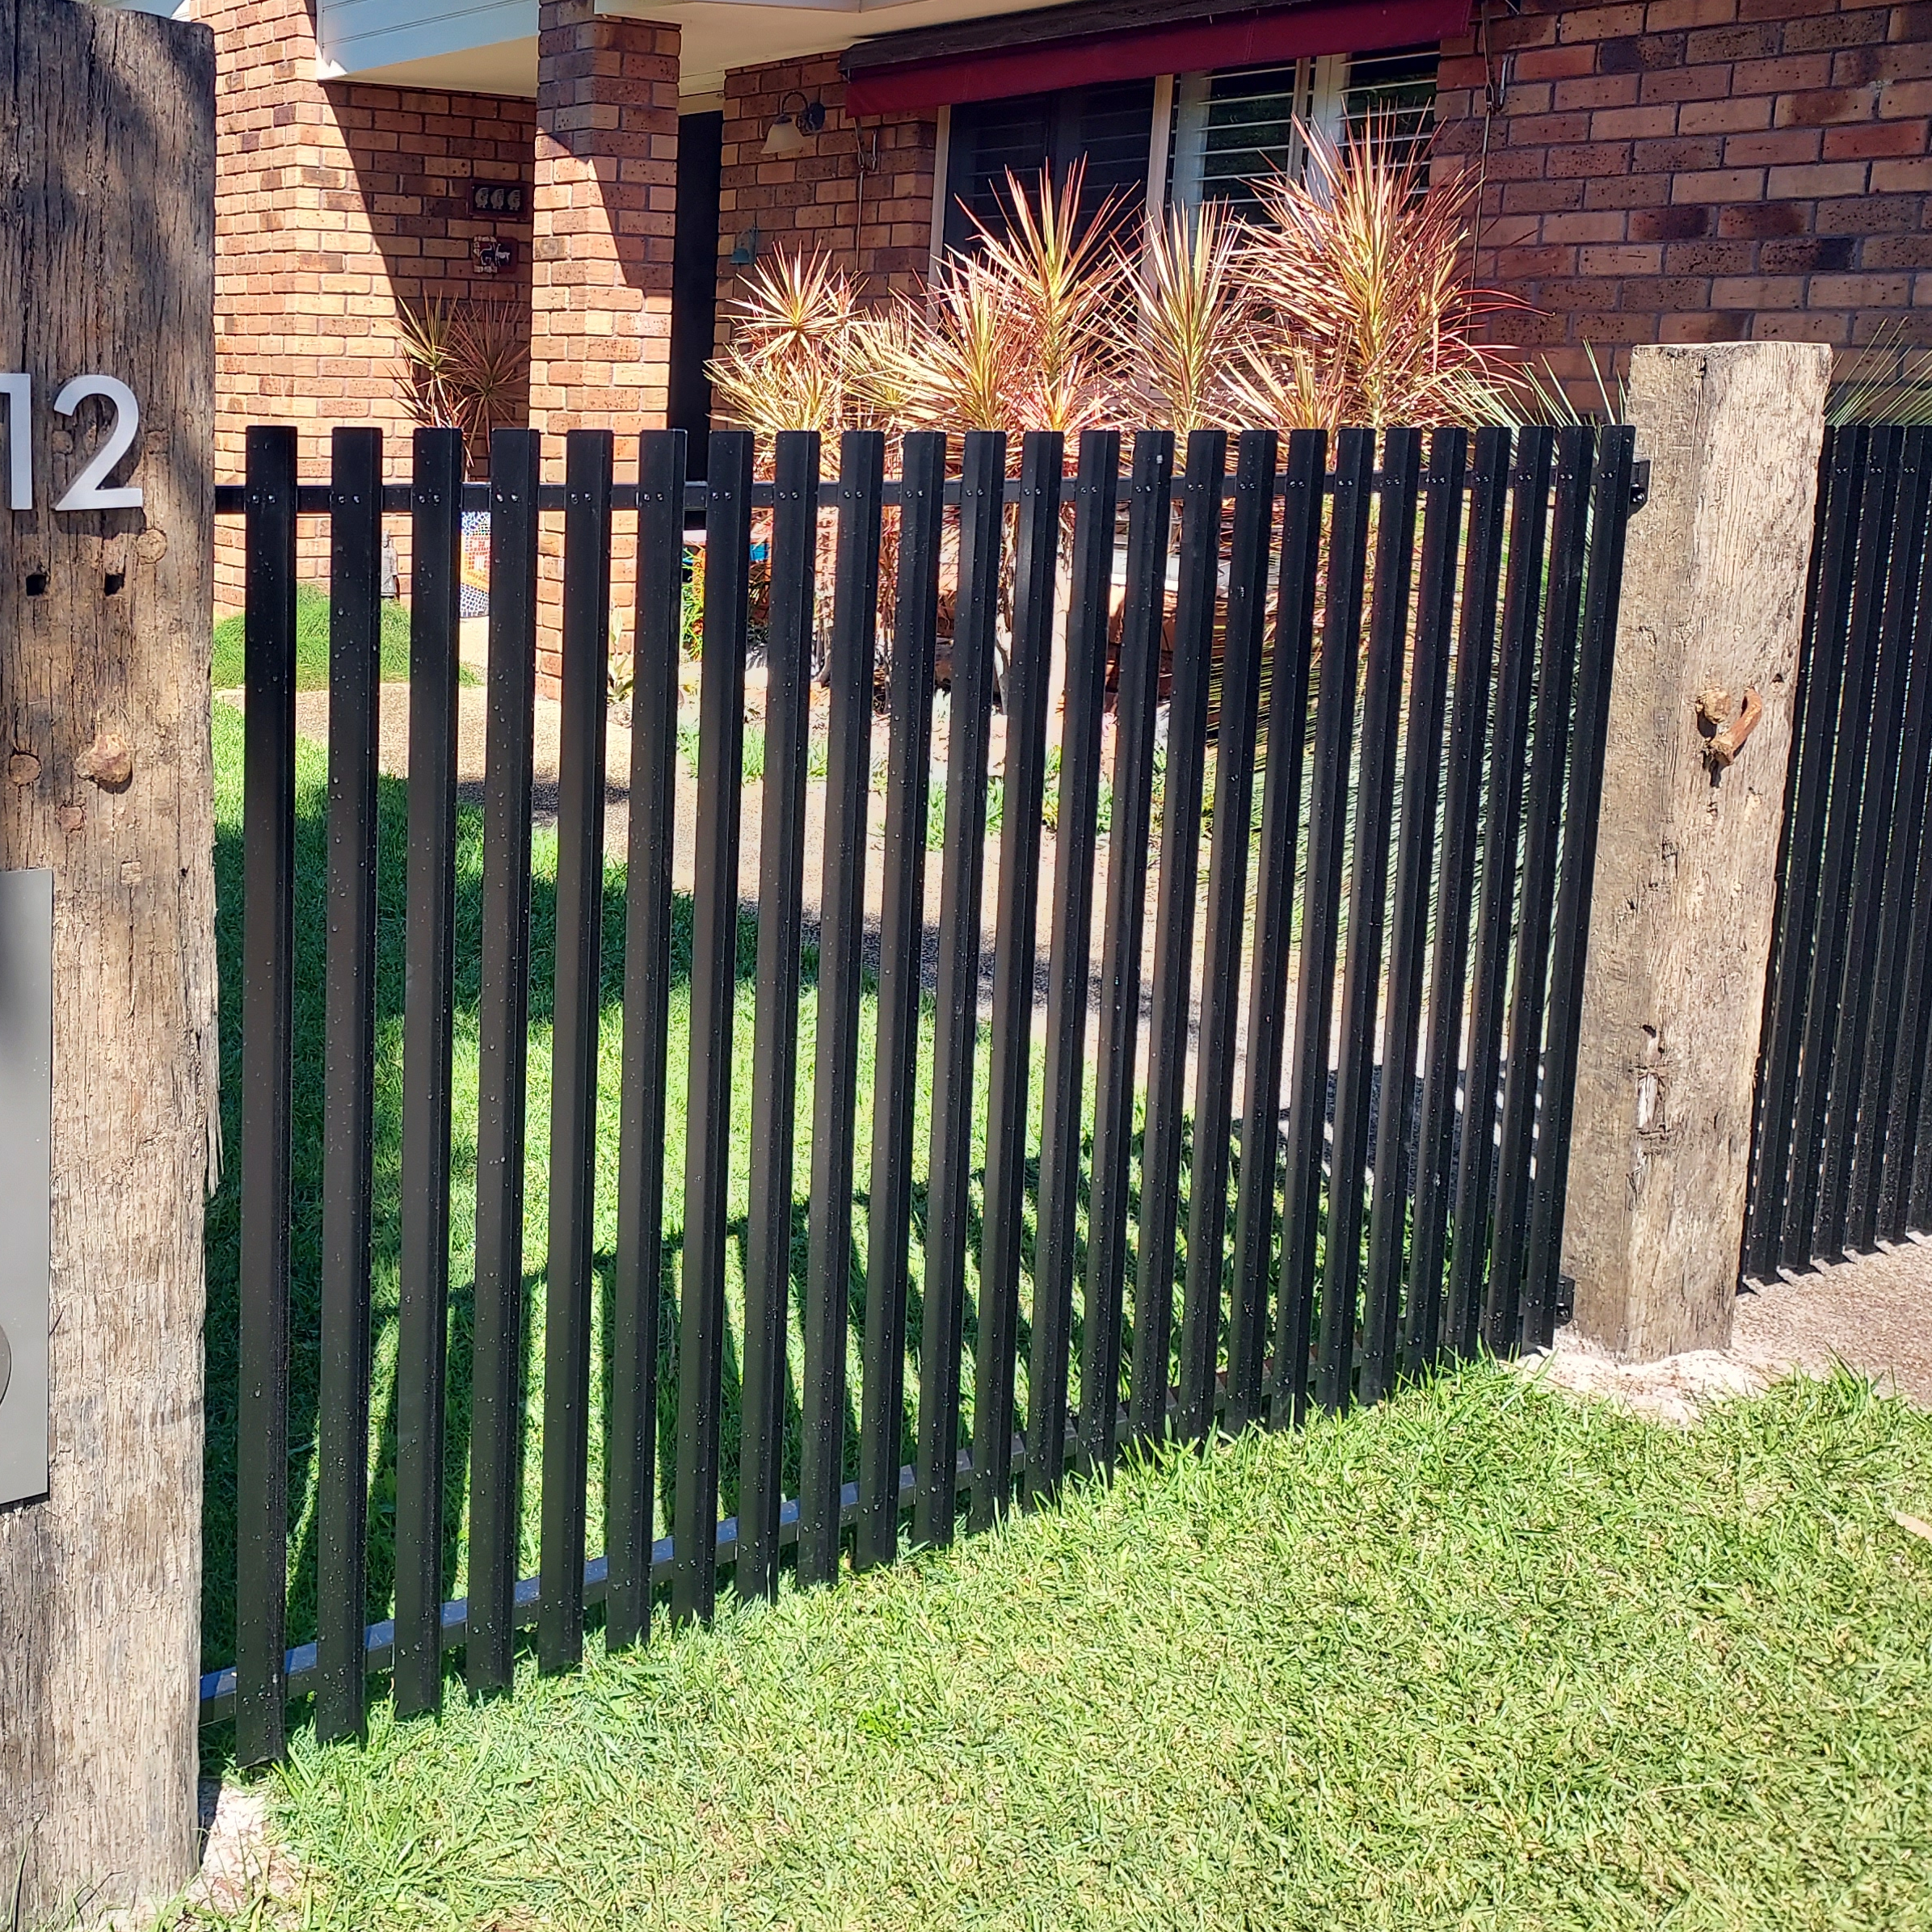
[{"x1": 319, "y1": 0, "x2": 1055, "y2": 100}]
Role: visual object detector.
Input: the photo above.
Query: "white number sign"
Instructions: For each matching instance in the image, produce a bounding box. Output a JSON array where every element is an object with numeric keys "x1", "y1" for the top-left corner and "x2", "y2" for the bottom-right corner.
[{"x1": 0, "y1": 374, "x2": 145, "y2": 512}]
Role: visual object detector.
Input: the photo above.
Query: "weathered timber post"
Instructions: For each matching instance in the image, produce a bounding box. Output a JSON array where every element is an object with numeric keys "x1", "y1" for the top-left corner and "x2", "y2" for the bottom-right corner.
[
  {"x1": 0, "y1": 0, "x2": 217, "y2": 1919},
  {"x1": 1563, "y1": 341, "x2": 1831, "y2": 1361}
]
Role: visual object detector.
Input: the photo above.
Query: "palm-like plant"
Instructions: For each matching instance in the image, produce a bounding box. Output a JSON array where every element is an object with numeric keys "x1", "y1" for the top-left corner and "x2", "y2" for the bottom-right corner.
[
  {"x1": 706, "y1": 127, "x2": 1522, "y2": 442},
  {"x1": 396, "y1": 297, "x2": 530, "y2": 458},
  {"x1": 1233, "y1": 115, "x2": 1520, "y2": 431},
  {"x1": 707, "y1": 250, "x2": 864, "y2": 438},
  {"x1": 1118, "y1": 197, "x2": 1252, "y2": 432}
]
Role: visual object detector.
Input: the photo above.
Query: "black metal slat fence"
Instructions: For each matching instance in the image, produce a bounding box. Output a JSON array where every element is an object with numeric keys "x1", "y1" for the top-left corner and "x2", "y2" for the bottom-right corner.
[
  {"x1": 209, "y1": 419, "x2": 1639, "y2": 1761},
  {"x1": 1745, "y1": 423, "x2": 1932, "y2": 1282}
]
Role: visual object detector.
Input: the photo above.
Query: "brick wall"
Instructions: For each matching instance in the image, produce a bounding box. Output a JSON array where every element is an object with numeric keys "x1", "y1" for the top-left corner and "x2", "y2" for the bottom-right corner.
[
  {"x1": 716, "y1": 53, "x2": 937, "y2": 361},
  {"x1": 208, "y1": 0, "x2": 535, "y2": 600},
  {"x1": 1435, "y1": 0, "x2": 1932, "y2": 389}
]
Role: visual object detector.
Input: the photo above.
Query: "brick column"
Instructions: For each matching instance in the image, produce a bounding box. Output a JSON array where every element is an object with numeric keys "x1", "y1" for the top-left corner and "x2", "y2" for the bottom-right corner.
[{"x1": 532, "y1": 0, "x2": 680, "y2": 690}]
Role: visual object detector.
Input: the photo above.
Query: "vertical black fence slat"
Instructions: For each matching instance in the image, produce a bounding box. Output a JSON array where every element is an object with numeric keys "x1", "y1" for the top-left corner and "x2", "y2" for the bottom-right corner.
[
  {"x1": 1833, "y1": 427, "x2": 1927, "y2": 1255},
  {"x1": 1025, "y1": 429, "x2": 1119, "y2": 1506},
  {"x1": 1078, "y1": 430, "x2": 1175, "y2": 1471},
  {"x1": 914, "y1": 428, "x2": 1007, "y2": 1549},
  {"x1": 1880, "y1": 463, "x2": 1932, "y2": 1242},
  {"x1": 1783, "y1": 425, "x2": 1902, "y2": 1269},
  {"x1": 1176, "y1": 428, "x2": 1277, "y2": 1442},
  {"x1": 1524, "y1": 426, "x2": 1637, "y2": 1349},
  {"x1": 537, "y1": 431, "x2": 615, "y2": 1671},
  {"x1": 970, "y1": 431, "x2": 1064, "y2": 1530},
  {"x1": 1908, "y1": 821, "x2": 1932, "y2": 1231},
  {"x1": 467, "y1": 427, "x2": 542, "y2": 1693},
  {"x1": 1315, "y1": 427, "x2": 1422, "y2": 1413},
  {"x1": 855, "y1": 431, "x2": 945, "y2": 1573},
  {"x1": 1359, "y1": 427, "x2": 1465, "y2": 1406},
  {"x1": 673, "y1": 433, "x2": 753, "y2": 1624},
  {"x1": 1484, "y1": 426, "x2": 1593, "y2": 1354},
  {"x1": 1404, "y1": 428, "x2": 1509, "y2": 1375},
  {"x1": 1744, "y1": 427, "x2": 1861, "y2": 1278},
  {"x1": 314, "y1": 427, "x2": 382, "y2": 1745},
  {"x1": 235, "y1": 423, "x2": 297, "y2": 1766},
  {"x1": 392, "y1": 425, "x2": 463, "y2": 1718},
  {"x1": 738, "y1": 429, "x2": 823, "y2": 1601},
  {"x1": 1273, "y1": 427, "x2": 1375, "y2": 1427},
  {"x1": 1444, "y1": 427, "x2": 1553, "y2": 1360},
  {"x1": 798, "y1": 429, "x2": 884, "y2": 1587},
  {"x1": 1129, "y1": 428, "x2": 1228, "y2": 1445},
  {"x1": 1226, "y1": 429, "x2": 1324, "y2": 1433},
  {"x1": 607, "y1": 427, "x2": 686, "y2": 1650}
]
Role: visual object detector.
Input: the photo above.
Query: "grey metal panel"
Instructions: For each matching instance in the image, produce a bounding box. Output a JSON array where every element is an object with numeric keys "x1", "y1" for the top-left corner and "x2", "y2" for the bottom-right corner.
[{"x1": 0, "y1": 867, "x2": 51, "y2": 1508}]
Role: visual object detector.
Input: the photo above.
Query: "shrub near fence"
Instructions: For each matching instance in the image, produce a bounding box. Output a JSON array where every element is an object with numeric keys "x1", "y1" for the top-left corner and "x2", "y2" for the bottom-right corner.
[{"x1": 207, "y1": 419, "x2": 1638, "y2": 1762}]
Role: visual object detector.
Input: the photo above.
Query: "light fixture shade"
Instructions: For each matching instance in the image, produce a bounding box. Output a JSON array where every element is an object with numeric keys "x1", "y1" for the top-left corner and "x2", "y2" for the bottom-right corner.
[{"x1": 762, "y1": 116, "x2": 805, "y2": 158}]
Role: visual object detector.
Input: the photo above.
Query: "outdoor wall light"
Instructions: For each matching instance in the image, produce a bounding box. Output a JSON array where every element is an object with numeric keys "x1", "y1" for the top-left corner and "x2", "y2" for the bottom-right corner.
[{"x1": 761, "y1": 90, "x2": 826, "y2": 158}]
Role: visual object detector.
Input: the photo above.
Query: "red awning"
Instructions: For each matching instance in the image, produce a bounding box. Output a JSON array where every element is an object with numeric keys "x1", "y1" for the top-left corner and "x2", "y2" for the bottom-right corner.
[{"x1": 843, "y1": 0, "x2": 1471, "y2": 117}]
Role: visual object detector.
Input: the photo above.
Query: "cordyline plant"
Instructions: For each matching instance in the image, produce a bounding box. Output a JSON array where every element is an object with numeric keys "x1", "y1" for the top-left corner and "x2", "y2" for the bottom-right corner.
[
  {"x1": 396, "y1": 297, "x2": 531, "y2": 467},
  {"x1": 706, "y1": 114, "x2": 1523, "y2": 444},
  {"x1": 705, "y1": 117, "x2": 1522, "y2": 723}
]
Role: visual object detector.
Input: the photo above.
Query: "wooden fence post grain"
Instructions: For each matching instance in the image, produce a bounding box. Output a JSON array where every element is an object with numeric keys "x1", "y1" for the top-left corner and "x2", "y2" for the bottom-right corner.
[
  {"x1": 1563, "y1": 342, "x2": 1830, "y2": 1361},
  {"x1": 0, "y1": 0, "x2": 217, "y2": 1917}
]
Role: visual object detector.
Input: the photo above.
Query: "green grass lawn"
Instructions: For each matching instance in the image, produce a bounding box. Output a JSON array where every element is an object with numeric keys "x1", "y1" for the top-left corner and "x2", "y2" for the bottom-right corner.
[
  {"x1": 197, "y1": 1366, "x2": 1932, "y2": 1930},
  {"x1": 211, "y1": 584, "x2": 442, "y2": 690}
]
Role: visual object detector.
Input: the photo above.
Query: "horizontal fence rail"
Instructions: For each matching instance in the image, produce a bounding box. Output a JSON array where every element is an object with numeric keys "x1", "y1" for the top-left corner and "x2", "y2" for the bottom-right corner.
[
  {"x1": 1745, "y1": 423, "x2": 1932, "y2": 1281},
  {"x1": 212, "y1": 464, "x2": 1649, "y2": 522},
  {"x1": 208, "y1": 419, "x2": 1639, "y2": 1756}
]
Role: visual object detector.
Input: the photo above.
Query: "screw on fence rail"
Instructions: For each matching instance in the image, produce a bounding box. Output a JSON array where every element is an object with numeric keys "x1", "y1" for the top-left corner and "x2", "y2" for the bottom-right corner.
[
  {"x1": 1402, "y1": 428, "x2": 1509, "y2": 1375},
  {"x1": 314, "y1": 426, "x2": 383, "y2": 1746},
  {"x1": 914, "y1": 429, "x2": 1006, "y2": 1551},
  {"x1": 1782, "y1": 427, "x2": 1903, "y2": 1271},
  {"x1": 393, "y1": 426, "x2": 464, "y2": 1717},
  {"x1": 856, "y1": 431, "x2": 945, "y2": 1575},
  {"x1": 1078, "y1": 429, "x2": 1174, "y2": 1475},
  {"x1": 1743, "y1": 427, "x2": 1862, "y2": 1279},
  {"x1": 1176, "y1": 429, "x2": 1277, "y2": 1445},
  {"x1": 971, "y1": 431, "x2": 1064, "y2": 1532},
  {"x1": 1025, "y1": 429, "x2": 1120, "y2": 1509},
  {"x1": 798, "y1": 430, "x2": 884, "y2": 1588},
  {"x1": 1359, "y1": 427, "x2": 1466, "y2": 1405},
  {"x1": 1484, "y1": 427, "x2": 1593, "y2": 1357},
  {"x1": 235, "y1": 423, "x2": 297, "y2": 1768},
  {"x1": 1225, "y1": 431, "x2": 1323, "y2": 1431},
  {"x1": 467, "y1": 427, "x2": 543, "y2": 1693},
  {"x1": 606, "y1": 427, "x2": 686, "y2": 1650},
  {"x1": 673, "y1": 430, "x2": 754, "y2": 1626},
  {"x1": 1443, "y1": 428, "x2": 1553, "y2": 1363},
  {"x1": 739, "y1": 430, "x2": 823, "y2": 1604},
  {"x1": 1833, "y1": 427, "x2": 1929, "y2": 1256},
  {"x1": 1273, "y1": 427, "x2": 1374, "y2": 1429},
  {"x1": 1523, "y1": 426, "x2": 1639, "y2": 1353}
]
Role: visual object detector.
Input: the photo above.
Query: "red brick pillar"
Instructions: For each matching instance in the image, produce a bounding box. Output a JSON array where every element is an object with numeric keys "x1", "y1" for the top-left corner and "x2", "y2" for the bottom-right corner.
[{"x1": 532, "y1": 0, "x2": 680, "y2": 691}]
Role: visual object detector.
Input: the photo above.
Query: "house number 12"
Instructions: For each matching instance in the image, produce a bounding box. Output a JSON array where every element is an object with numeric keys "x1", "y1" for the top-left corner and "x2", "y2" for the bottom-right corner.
[{"x1": 0, "y1": 374, "x2": 144, "y2": 512}]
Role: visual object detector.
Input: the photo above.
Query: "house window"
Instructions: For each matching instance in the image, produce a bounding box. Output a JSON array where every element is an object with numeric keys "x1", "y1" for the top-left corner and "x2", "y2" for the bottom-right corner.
[
  {"x1": 1168, "y1": 45, "x2": 1439, "y2": 217},
  {"x1": 930, "y1": 45, "x2": 1439, "y2": 258},
  {"x1": 942, "y1": 78, "x2": 1157, "y2": 251}
]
